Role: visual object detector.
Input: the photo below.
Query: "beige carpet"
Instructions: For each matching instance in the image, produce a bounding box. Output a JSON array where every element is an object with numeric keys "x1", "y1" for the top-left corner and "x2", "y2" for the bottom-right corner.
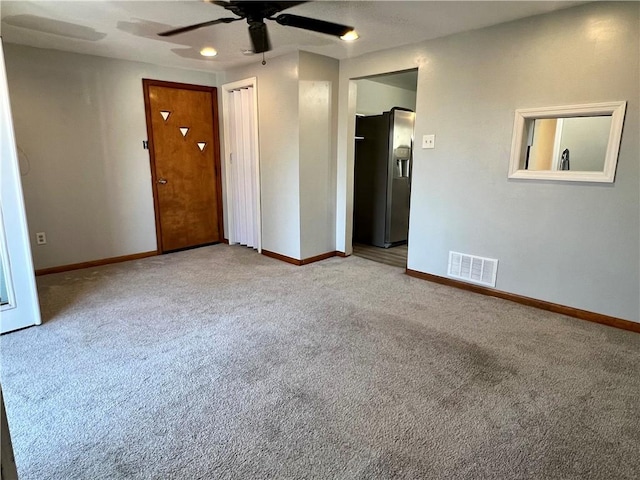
[{"x1": 1, "y1": 244, "x2": 639, "y2": 479}]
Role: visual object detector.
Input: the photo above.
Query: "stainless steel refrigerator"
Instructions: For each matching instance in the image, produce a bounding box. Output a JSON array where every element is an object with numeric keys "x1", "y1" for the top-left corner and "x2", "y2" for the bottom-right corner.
[{"x1": 353, "y1": 107, "x2": 415, "y2": 248}]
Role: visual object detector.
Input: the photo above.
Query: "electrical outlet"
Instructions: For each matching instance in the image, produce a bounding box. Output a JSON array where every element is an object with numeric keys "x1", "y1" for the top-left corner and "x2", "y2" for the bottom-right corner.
[
  {"x1": 422, "y1": 134, "x2": 435, "y2": 149},
  {"x1": 36, "y1": 232, "x2": 47, "y2": 245}
]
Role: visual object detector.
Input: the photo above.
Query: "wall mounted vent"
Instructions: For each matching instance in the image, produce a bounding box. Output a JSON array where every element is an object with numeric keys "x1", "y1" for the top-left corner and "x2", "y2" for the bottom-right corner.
[{"x1": 448, "y1": 251, "x2": 498, "y2": 287}]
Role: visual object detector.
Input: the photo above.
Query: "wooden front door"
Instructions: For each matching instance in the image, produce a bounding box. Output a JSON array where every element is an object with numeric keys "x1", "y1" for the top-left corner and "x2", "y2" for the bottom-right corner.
[{"x1": 143, "y1": 80, "x2": 223, "y2": 252}]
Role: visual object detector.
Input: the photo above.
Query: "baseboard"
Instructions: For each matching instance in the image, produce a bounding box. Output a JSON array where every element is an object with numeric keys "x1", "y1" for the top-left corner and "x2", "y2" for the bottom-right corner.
[
  {"x1": 261, "y1": 250, "x2": 343, "y2": 266},
  {"x1": 261, "y1": 250, "x2": 301, "y2": 265},
  {"x1": 301, "y1": 251, "x2": 340, "y2": 265},
  {"x1": 222, "y1": 238, "x2": 229, "y2": 244},
  {"x1": 405, "y1": 268, "x2": 640, "y2": 334},
  {"x1": 35, "y1": 251, "x2": 158, "y2": 276}
]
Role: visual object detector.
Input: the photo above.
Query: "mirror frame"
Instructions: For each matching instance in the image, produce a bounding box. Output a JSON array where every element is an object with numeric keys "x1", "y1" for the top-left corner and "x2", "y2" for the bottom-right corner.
[{"x1": 508, "y1": 101, "x2": 627, "y2": 183}]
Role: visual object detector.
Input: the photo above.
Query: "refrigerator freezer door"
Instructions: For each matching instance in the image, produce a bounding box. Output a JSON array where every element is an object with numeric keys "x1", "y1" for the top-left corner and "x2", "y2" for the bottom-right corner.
[
  {"x1": 354, "y1": 108, "x2": 415, "y2": 248},
  {"x1": 385, "y1": 109, "x2": 415, "y2": 246}
]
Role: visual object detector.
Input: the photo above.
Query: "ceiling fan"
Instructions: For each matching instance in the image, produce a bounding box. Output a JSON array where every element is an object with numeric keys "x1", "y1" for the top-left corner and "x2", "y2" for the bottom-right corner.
[{"x1": 158, "y1": 1, "x2": 356, "y2": 54}]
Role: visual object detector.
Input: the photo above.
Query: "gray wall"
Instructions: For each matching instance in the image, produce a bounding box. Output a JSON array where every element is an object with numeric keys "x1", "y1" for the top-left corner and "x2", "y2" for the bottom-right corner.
[
  {"x1": 5, "y1": 3, "x2": 638, "y2": 323},
  {"x1": 299, "y1": 52, "x2": 339, "y2": 259},
  {"x1": 355, "y1": 79, "x2": 416, "y2": 116},
  {"x1": 223, "y1": 51, "x2": 338, "y2": 260},
  {"x1": 337, "y1": 2, "x2": 639, "y2": 322},
  {"x1": 4, "y1": 44, "x2": 218, "y2": 269},
  {"x1": 222, "y1": 53, "x2": 302, "y2": 259}
]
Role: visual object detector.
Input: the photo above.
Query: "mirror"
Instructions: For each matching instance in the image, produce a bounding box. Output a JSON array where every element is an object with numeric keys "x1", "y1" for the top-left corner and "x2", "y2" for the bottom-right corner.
[{"x1": 508, "y1": 101, "x2": 626, "y2": 183}]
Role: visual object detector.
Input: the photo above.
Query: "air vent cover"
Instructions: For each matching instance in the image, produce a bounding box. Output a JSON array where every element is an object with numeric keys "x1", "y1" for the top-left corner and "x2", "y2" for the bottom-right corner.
[{"x1": 448, "y1": 251, "x2": 498, "y2": 287}]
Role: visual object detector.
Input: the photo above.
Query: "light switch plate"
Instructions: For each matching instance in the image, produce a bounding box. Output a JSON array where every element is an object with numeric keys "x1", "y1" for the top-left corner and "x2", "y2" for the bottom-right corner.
[{"x1": 422, "y1": 134, "x2": 435, "y2": 149}]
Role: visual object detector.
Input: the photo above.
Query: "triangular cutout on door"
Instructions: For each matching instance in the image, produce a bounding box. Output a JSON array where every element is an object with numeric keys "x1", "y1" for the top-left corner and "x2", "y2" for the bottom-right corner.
[
  {"x1": 179, "y1": 127, "x2": 189, "y2": 137},
  {"x1": 160, "y1": 110, "x2": 171, "y2": 121},
  {"x1": 197, "y1": 142, "x2": 206, "y2": 152}
]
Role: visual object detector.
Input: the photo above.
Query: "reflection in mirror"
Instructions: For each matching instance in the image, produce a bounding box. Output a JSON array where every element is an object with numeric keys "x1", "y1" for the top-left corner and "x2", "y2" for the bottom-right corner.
[
  {"x1": 508, "y1": 101, "x2": 626, "y2": 183},
  {"x1": 524, "y1": 116, "x2": 612, "y2": 172}
]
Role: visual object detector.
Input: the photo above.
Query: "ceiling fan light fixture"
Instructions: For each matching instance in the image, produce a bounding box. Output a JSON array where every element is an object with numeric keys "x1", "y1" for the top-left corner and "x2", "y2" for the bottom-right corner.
[
  {"x1": 159, "y1": 2, "x2": 359, "y2": 54},
  {"x1": 340, "y1": 30, "x2": 359, "y2": 42},
  {"x1": 200, "y1": 47, "x2": 218, "y2": 57}
]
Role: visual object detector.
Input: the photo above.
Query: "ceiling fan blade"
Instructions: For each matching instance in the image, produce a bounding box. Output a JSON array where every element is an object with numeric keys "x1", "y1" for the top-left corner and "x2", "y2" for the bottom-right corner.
[
  {"x1": 249, "y1": 22, "x2": 271, "y2": 53},
  {"x1": 274, "y1": 13, "x2": 353, "y2": 37},
  {"x1": 158, "y1": 17, "x2": 239, "y2": 37}
]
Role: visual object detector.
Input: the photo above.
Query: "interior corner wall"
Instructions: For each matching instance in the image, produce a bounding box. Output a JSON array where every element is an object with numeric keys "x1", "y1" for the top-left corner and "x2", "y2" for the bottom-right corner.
[
  {"x1": 3, "y1": 44, "x2": 218, "y2": 270},
  {"x1": 355, "y1": 79, "x2": 416, "y2": 116},
  {"x1": 222, "y1": 53, "x2": 302, "y2": 260},
  {"x1": 299, "y1": 52, "x2": 339, "y2": 259},
  {"x1": 337, "y1": 1, "x2": 640, "y2": 322}
]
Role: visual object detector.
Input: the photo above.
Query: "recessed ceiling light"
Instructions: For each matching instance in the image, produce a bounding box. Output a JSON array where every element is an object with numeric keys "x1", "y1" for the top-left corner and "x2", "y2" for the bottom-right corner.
[
  {"x1": 200, "y1": 47, "x2": 217, "y2": 57},
  {"x1": 340, "y1": 30, "x2": 359, "y2": 42}
]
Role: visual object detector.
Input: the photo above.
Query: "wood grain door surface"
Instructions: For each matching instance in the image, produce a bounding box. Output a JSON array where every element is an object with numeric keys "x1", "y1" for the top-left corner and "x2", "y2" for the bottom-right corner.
[{"x1": 144, "y1": 80, "x2": 222, "y2": 252}]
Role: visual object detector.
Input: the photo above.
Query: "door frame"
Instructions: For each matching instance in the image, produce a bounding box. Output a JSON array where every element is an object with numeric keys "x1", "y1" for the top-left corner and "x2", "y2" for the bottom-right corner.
[
  {"x1": 347, "y1": 70, "x2": 418, "y2": 257},
  {"x1": 142, "y1": 79, "x2": 224, "y2": 253},
  {"x1": 0, "y1": 40, "x2": 41, "y2": 334},
  {"x1": 221, "y1": 77, "x2": 262, "y2": 251}
]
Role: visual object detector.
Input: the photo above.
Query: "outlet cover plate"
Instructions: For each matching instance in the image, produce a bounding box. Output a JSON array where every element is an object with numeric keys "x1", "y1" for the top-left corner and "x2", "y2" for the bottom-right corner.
[{"x1": 422, "y1": 134, "x2": 435, "y2": 149}]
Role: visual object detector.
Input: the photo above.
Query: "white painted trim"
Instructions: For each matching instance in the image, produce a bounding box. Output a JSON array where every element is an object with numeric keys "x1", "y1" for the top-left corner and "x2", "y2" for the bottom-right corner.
[
  {"x1": 339, "y1": 79, "x2": 358, "y2": 256},
  {"x1": 221, "y1": 77, "x2": 262, "y2": 252},
  {"x1": 0, "y1": 40, "x2": 42, "y2": 333},
  {"x1": 508, "y1": 101, "x2": 627, "y2": 183}
]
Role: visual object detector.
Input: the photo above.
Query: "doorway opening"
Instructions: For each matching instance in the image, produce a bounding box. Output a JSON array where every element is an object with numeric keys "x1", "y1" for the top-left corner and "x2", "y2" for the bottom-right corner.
[{"x1": 351, "y1": 69, "x2": 418, "y2": 269}]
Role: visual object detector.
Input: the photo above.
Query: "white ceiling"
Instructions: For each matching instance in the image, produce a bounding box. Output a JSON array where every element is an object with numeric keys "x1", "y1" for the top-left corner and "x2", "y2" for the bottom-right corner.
[{"x1": 0, "y1": 1, "x2": 585, "y2": 73}]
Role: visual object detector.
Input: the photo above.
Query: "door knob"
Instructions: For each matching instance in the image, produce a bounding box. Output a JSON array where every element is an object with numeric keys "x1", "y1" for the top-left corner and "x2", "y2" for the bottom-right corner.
[{"x1": 157, "y1": 178, "x2": 167, "y2": 184}]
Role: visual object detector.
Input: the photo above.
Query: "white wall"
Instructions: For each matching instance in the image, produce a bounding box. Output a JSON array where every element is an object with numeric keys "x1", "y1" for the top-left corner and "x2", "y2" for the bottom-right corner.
[
  {"x1": 299, "y1": 52, "x2": 339, "y2": 259},
  {"x1": 4, "y1": 44, "x2": 218, "y2": 270},
  {"x1": 355, "y1": 79, "x2": 416, "y2": 116},
  {"x1": 222, "y1": 53, "x2": 302, "y2": 259},
  {"x1": 337, "y1": 2, "x2": 640, "y2": 322}
]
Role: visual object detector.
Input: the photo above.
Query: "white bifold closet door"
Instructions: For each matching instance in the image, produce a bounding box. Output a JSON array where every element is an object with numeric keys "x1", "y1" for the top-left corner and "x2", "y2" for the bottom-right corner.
[{"x1": 228, "y1": 86, "x2": 260, "y2": 250}]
